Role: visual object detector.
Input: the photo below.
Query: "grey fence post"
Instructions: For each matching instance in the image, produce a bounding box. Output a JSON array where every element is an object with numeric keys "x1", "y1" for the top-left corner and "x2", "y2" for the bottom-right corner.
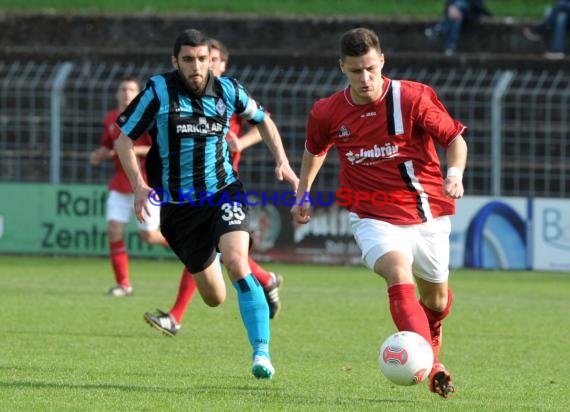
[
  {"x1": 50, "y1": 62, "x2": 74, "y2": 184},
  {"x1": 490, "y1": 70, "x2": 514, "y2": 196}
]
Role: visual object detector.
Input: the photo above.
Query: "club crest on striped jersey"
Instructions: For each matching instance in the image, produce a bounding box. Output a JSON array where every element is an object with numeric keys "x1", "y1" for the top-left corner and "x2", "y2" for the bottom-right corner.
[{"x1": 216, "y1": 99, "x2": 227, "y2": 116}]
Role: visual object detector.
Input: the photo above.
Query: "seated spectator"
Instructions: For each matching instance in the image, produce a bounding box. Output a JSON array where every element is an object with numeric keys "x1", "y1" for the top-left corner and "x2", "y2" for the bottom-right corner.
[
  {"x1": 522, "y1": 0, "x2": 569, "y2": 60},
  {"x1": 425, "y1": 0, "x2": 491, "y2": 56}
]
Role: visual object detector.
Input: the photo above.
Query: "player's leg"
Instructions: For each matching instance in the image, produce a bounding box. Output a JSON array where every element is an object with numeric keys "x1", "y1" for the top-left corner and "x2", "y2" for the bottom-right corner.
[
  {"x1": 349, "y1": 213, "x2": 432, "y2": 343},
  {"x1": 219, "y1": 230, "x2": 273, "y2": 379},
  {"x1": 412, "y1": 216, "x2": 455, "y2": 398},
  {"x1": 105, "y1": 190, "x2": 133, "y2": 296},
  {"x1": 248, "y1": 256, "x2": 283, "y2": 319},
  {"x1": 142, "y1": 202, "x2": 207, "y2": 336},
  {"x1": 144, "y1": 267, "x2": 197, "y2": 336}
]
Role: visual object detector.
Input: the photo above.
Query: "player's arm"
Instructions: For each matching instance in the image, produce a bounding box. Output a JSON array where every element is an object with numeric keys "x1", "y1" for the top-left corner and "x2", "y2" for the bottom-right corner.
[
  {"x1": 114, "y1": 133, "x2": 152, "y2": 222},
  {"x1": 89, "y1": 146, "x2": 114, "y2": 165},
  {"x1": 443, "y1": 134, "x2": 467, "y2": 199},
  {"x1": 256, "y1": 115, "x2": 298, "y2": 191},
  {"x1": 227, "y1": 126, "x2": 263, "y2": 153},
  {"x1": 132, "y1": 145, "x2": 151, "y2": 157},
  {"x1": 291, "y1": 149, "x2": 327, "y2": 224}
]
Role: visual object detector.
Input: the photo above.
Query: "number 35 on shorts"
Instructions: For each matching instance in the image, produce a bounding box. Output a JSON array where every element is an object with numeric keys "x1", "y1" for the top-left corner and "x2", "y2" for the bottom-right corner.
[{"x1": 221, "y1": 202, "x2": 246, "y2": 225}]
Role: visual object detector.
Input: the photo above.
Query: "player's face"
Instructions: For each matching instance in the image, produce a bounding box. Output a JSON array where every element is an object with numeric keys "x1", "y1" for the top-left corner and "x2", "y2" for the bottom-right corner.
[
  {"x1": 172, "y1": 45, "x2": 211, "y2": 94},
  {"x1": 210, "y1": 48, "x2": 227, "y2": 77},
  {"x1": 340, "y1": 49, "x2": 385, "y2": 104},
  {"x1": 116, "y1": 80, "x2": 140, "y2": 110}
]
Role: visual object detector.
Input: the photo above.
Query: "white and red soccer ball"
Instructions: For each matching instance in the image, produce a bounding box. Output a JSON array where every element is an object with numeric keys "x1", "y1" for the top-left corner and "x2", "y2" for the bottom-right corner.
[{"x1": 378, "y1": 331, "x2": 434, "y2": 386}]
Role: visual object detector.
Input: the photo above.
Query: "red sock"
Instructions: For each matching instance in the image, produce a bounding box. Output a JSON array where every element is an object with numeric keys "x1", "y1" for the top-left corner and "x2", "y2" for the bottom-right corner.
[
  {"x1": 109, "y1": 240, "x2": 129, "y2": 287},
  {"x1": 248, "y1": 256, "x2": 272, "y2": 288},
  {"x1": 420, "y1": 289, "x2": 453, "y2": 324},
  {"x1": 169, "y1": 267, "x2": 197, "y2": 323},
  {"x1": 387, "y1": 284, "x2": 432, "y2": 345}
]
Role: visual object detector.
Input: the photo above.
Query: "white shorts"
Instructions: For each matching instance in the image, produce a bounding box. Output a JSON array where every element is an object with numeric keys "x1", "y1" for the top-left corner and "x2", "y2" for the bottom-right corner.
[
  {"x1": 106, "y1": 190, "x2": 161, "y2": 231},
  {"x1": 349, "y1": 213, "x2": 451, "y2": 283}
]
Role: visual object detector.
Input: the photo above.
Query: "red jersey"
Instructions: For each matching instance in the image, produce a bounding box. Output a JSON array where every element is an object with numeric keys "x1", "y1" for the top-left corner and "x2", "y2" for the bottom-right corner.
[
  {"x1": 228, "y1": 114, "x2": 242, "y2": 170},
  {"x1": 306, "y1": 77, "x2": 466, "y2": 225},
  {"x1": 100, "y1": 108, "x2": 152, "y2": 193},
  {"x1": 227, "y1": 108, "x2": 270, "y2": 171}
]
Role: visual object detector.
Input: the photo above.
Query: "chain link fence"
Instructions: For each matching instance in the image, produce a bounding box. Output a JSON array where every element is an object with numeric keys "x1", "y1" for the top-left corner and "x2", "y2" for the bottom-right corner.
[{"x1": 1, "y1": 60, "x2": 568, "y2": 197}]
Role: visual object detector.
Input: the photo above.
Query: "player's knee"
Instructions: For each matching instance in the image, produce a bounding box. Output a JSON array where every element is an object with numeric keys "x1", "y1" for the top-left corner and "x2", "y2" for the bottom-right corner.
[
  {"x1": 221, "y1": 254, "x2": 248, "y2": 278},
  {"x1": 421, "y1": 290, "x2": 449, "y2": 312},
  {"x1": 201, "y1": 290, "x2": 226, "y2": 307}
]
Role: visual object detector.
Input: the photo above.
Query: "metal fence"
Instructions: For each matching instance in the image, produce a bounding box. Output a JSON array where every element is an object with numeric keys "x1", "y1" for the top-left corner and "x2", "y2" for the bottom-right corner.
[{"x1": 1, "y1": 60, "x2": 568, "y2": 197}]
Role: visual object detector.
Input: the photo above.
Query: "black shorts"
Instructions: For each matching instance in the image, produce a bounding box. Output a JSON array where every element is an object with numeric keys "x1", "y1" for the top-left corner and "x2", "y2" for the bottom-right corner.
[{"x1": 160, "y1": 181, "x2": 250, "y2": 273}]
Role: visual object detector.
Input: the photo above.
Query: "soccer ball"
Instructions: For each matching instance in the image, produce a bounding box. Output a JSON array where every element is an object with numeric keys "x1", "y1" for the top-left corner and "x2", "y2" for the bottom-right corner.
[{"x1": 378, "y1": 331, "x2": 434, "y2": 386}]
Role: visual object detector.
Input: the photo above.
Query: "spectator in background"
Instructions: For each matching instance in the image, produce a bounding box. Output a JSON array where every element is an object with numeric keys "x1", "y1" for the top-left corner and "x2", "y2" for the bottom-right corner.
[
  {"x1": 425, "y1": 0, "x2": 491, "y2": 56},
  {"x1": 522, "y1": 0, "x2": 569, "y2": 60},
  {"x1": 90, "y1": 77, "x2": 174, "y2": 297}
]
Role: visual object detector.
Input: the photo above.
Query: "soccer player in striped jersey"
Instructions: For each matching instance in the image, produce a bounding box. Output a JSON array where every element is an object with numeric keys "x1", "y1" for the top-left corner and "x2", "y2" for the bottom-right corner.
[
  {"x1": 291, "y1": 28, "x2": 467, "y2": 397},
  {"x1": 114, "y1": 29, "x2": 298, "y2": 379},
  {"x1": 142, "y1": 39, "x2": 284, "y2": 338}
]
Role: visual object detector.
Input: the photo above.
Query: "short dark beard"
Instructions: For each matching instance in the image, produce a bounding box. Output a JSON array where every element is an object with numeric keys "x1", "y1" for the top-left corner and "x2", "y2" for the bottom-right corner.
[{"x1": 177, "y1": 70, "x2": 207, "y2": 96}]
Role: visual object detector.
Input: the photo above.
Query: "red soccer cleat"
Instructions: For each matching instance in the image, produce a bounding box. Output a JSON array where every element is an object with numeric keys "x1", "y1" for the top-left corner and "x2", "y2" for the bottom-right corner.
[{"x1": 428, "y1": 362, "x2": 455, "y2": 399}]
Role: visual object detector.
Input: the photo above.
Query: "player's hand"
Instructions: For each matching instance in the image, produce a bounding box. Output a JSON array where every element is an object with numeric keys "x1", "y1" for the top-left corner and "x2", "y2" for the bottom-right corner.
[
  {"x1": 133, "y1": 184, "x2": 152, "y2": 223},
  {"x1": 443, "y1": 176, "x2": 464, "y2": 199},
  {"x1": 291, "y1": 203, "x2": 311, "y2": 225},
  {"x1": 275, "y1": 162, "x2": 299, "y2": 192},
  {"x1": 227, "y1": 131, "x2": 242, "y2": 153},
  {"x1": 89, "y1": 147, "x2": 107, "y2": 165}
]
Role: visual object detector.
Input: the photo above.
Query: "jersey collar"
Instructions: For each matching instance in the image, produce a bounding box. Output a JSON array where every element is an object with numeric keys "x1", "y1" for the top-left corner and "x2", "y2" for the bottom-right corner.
[{"x1": 343, "y1": 76, "x2": 391, "y2": 106}]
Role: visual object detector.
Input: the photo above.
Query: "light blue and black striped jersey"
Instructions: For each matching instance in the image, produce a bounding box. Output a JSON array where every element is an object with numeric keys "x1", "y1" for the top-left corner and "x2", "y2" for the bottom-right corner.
[{"x1": 116, "y1": 70, "x2": 266, "y2": 203}]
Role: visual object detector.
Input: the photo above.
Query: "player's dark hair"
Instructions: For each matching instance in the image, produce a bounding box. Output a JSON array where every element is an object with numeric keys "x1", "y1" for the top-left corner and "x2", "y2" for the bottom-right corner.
[
  {"x1": 173, "y1": 28, "x2": 210, "y2": 57},
  {"x1": 209, "y1": 38, "x2": 230, "y2": 63},
  {"x1": 340, "y1": 28, "x2": 381, "y2": 59}
]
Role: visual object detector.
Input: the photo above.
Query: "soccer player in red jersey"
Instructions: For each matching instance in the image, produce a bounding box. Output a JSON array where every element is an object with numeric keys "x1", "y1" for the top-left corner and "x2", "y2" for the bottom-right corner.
[
  {"x1": 90, "y1": 78, "x2": 187, "y2": 297},
  {"x1": 143, "y1": 38, "x2": 284, "y2": 336},
  {"x1": 291, "y1": 28, "x2": 467, "y2": 398}
]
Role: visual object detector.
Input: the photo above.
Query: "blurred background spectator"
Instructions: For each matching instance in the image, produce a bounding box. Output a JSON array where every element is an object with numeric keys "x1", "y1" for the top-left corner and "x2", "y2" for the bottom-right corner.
[
  {"x1": 522, "y1": 0, "x2": 569, "y2": 60},
  {"x1": 425, "y1": 0, "x2": 491, "y2": 56}
]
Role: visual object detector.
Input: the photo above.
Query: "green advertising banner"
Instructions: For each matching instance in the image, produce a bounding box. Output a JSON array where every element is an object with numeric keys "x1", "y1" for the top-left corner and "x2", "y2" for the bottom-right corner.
[{"x1": 0, "y1": 183, "x2": 173, "y2": 258}]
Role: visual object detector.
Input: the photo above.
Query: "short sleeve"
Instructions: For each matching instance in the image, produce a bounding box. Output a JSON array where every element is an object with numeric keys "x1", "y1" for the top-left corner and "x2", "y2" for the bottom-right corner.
[
  {"x1": 416, "y1": 86, "x2": 466, "y2": 147},
  {"x1": 305, "y1": 100, "x2": 334, "y2": 156}
]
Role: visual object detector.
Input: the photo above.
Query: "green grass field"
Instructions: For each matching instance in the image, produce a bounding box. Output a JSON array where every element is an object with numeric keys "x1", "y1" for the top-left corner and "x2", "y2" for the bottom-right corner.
[
  {"x1": 1, "y1": 255, "x2": 569, "y2": 411},
  {"x1": 1, "y1": 0, "x2": 547, "y2": 18}
]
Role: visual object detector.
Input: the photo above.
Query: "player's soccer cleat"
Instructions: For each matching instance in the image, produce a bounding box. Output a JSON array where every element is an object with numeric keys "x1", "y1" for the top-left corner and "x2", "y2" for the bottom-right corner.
[
  {"x1": 252, "y1": 354, "x2": 275, "y2": 379},
  {"x1": 144, "y1": 309, "x2": 181, "y2": 337},
  {"x1": 428, "y1": 362, "x2": 455, "y2": 399},
  {"x1": 106, "y1": 285, "x2": 133, "y2": 297},
  {"x1": 430, "y1": 320, "x2": 442, "y2": 357},
  {"x1": 264, "y1": 272, "x2": 283, "y2": 319}
]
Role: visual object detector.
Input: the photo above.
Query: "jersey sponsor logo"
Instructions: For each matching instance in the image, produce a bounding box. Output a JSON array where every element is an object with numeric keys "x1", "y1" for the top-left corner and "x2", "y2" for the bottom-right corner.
[
  {"x1": 176, "y1": 117, "x2": 223, "y2": 136},
  {"x1": 361, "y1": 111, "x2": 377, "y2": 118},
  {"x1": 345, "y1": 143, "x2": 399, "y2": 165}
]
